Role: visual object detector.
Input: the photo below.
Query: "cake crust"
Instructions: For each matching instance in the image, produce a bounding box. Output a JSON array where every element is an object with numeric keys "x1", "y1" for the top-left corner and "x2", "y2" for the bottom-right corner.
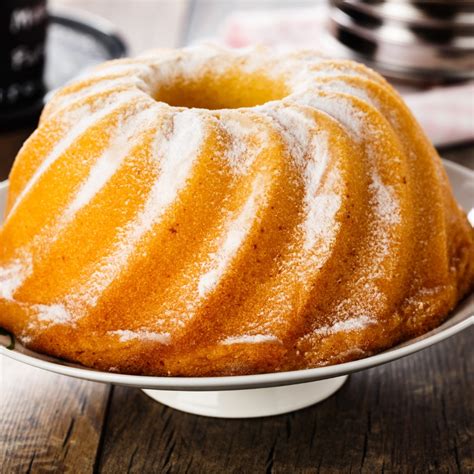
[{"x1": 0, "y1": 45, "x2": 473, "y2": 376}]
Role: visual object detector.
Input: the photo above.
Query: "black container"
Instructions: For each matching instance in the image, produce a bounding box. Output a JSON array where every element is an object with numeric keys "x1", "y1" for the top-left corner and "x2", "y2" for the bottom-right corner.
[
  {"x1": 0, "y1": 7, "x2": 126, "y2": 180},
  {"x1": 0, "y1": 0, "x2": 48, "y2": 120}
]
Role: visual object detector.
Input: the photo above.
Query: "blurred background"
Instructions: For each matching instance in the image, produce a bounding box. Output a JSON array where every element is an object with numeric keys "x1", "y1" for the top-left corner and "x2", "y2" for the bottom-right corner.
[{"x1": 1, "y1": 0, "x2": 473, "y2": 179}]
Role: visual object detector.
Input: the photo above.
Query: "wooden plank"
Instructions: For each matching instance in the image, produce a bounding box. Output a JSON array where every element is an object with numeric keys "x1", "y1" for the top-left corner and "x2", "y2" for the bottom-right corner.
[
  {"x1": 0, "y1": 357, "x2": 110, "y2": 473},
  {"x1": 96, "y1": 329, "x2": 473, "y2": 473}
]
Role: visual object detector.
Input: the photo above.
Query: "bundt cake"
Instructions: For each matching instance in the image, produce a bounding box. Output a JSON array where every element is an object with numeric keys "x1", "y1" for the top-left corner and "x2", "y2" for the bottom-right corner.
[{"x1": 0, "y1": 45, "x2": 473, "y2": 376}]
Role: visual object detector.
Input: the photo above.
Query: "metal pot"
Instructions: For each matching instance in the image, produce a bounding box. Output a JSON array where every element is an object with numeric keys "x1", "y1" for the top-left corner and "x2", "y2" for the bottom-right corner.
[{"x1": 327, "y1": 0, "x2": 474, "y2": 83}]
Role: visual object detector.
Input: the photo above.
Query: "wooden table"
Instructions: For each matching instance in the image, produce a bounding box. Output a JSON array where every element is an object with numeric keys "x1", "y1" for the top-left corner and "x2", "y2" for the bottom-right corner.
[{"x1": 1, "y1": 1, "x2": 473, "y2": 472}]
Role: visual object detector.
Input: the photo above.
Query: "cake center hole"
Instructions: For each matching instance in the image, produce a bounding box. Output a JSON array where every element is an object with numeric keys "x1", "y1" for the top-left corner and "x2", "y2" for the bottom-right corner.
[{"x1": 153, "y1": 71, "x2": 288, "y2": 110}]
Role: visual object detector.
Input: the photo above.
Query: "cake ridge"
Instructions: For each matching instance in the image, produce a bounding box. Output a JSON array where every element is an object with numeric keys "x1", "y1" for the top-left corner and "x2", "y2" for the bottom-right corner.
[
  {"x1": 63, "y1": 109, "x2": 207, "y2": 318},
  {"x1": 1, "y1": 100, "x2": 159, "y2": 305},
  {"x1": 7, "y1": 89, "x2": 145, "y2": 221}
]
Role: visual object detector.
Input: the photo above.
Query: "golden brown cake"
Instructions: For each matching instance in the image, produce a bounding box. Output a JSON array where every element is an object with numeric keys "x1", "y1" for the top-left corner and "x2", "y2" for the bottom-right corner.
[{"x1": 0, "y1": 45, "x2": 473, "y2": 376}]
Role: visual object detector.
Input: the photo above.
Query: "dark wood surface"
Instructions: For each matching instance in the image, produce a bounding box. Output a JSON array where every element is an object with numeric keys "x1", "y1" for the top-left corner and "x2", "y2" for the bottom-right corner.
[
  {"x1": 96, "y1": 329, "x2": 474, "y2": 473},
  {"x1": 1, "y1": 1, "x2": 473, "y2": 473},
  {"x1": 1, "y1": 358, "x2": 110, "y2": 472}
]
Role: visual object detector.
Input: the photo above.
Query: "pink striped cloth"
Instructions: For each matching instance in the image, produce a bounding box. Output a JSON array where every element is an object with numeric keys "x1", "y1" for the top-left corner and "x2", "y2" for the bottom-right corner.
[{"x1": 219, "y1": 7, "x2": 474, "y2": 147}]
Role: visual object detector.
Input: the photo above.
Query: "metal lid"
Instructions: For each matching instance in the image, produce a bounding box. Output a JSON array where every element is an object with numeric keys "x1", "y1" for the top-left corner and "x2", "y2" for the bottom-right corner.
[{"x1": 327, "y1": 0, "x2": 474, "y2": 83}]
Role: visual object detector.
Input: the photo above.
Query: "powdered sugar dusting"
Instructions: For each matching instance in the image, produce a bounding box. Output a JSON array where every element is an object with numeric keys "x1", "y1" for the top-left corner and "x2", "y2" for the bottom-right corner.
[
  {"x1": 34, "y1": 303, "x2": 70, "y2": 325},
  {"x1": 304, "y1": 194, "x2": 341, "y2": 250},
  {"x1": 1, "y1": 109, "x2": 203, "y2": 327},
  {"x1": 110, "y1": 329, "x2": 171, "y2": 344},
  {"x1": 75, "y1": 62, "x2": 149, "y2": 82},
  {"x1": 65, "y1": 106, "x2": 157, "y2": 216},
  {"x1": 0, "y1": 258, "x2": 31, "y2": 300},
  {"x1": 198, "y1": 175, "x2": 264, "y2": 297},
  {"x1": 260, "y1": 106, "x2": 310, "y2": 167},
  {"x1": 364, "y1": 168, "x2": 402, "y2": 273},
  {"x1": 0, "y1": 100, "x2": 157, "y2": 309},
  {"x1": 315, "y1": 315, "x2": 375, "y2": 335},
  {"x1": 69, "y1": 110, "x2": 205, "y2": 310},
  {"x1": 297, "y1": 64, "x2": 368, "y2": 80},
  {"x1": 179, "y1": 43, "x2": 283, "y2": 82},
  {"x1": 294, "y1": 92, "x2": 365, "y2": 138},
  {"x1": 313, "y1": 80, "x2": 373, "y2": 106},
  {"x1": 48, "y1": 76, "x2": 144, "y2": 118},
  {"x1": 369, "y1": 171, "x2": 401, "y2": 227},
  {"x1": 222, "y1": 334, "x2": 281, "y2": 345},
  {"x1": 261, "y1": 106, "x2": 341, "y2": 251},
  {"x1": 301, "y1": 135, "x2": 341, "y2": 250},
  {"x1": 291, "y1": 84, "x2": 404, "y2": 313},
  {"x1": 220, "y1": 114, "x2": 265, "y2": 173},
  {"x1": 6, "y1": 90, "x2": 143, "y2": 223},
  {"x1": 293, "y1": 85, "x2": 402, "y2": 262}
]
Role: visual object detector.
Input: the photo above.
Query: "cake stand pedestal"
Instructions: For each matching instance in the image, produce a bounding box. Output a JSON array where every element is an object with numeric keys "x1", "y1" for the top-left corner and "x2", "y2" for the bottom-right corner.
[{"x1": 142, "y1": 375, "x2": 348, "y2": 418}]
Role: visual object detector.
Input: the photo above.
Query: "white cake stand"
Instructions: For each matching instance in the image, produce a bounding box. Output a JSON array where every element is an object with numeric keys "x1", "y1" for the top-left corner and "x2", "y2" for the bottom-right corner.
[{"x1": 1, "y1": 160, "x2": 473, "y2": 418}]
